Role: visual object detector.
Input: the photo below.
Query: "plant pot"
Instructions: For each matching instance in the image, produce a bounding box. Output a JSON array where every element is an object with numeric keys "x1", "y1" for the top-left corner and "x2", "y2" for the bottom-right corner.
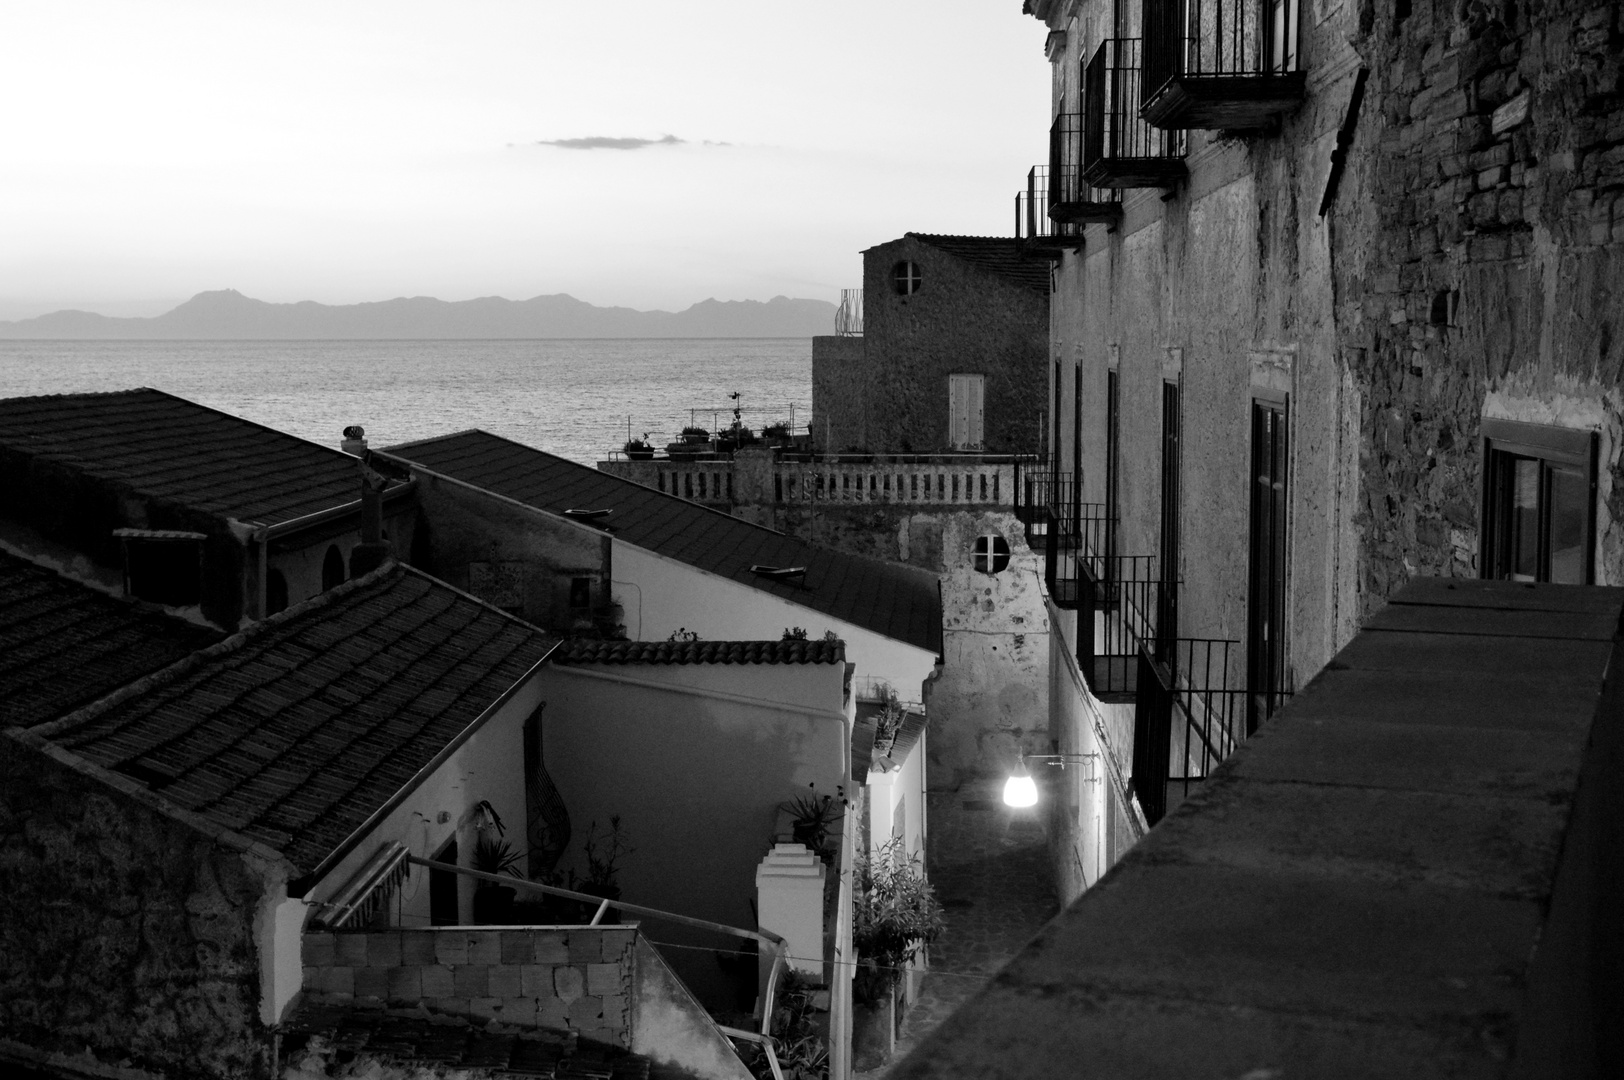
[
  {"x1": 472, "y1": 884, "x2": 516, "y2": 924},
  {"x1": 625, "y1": 448, "x2": 654, "y2": 461},
  {"x1": 851, "y1": 995, "x2": 895, "y2": 1071}
]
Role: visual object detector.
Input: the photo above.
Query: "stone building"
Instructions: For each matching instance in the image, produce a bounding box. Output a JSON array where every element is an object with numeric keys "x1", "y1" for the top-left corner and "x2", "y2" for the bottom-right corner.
[
  {"x1": 1020, "y1": 0, "x2": 1624, "y2": 902},
  {"x1": 812, "y1": 233, "x2": 1050, "y2": 456}
]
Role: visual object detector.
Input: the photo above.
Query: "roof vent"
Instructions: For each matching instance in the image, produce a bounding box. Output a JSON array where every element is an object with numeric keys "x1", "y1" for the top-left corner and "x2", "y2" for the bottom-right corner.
[{"x1": 341, "y1": 425, "x2": 367, "y2": 456}]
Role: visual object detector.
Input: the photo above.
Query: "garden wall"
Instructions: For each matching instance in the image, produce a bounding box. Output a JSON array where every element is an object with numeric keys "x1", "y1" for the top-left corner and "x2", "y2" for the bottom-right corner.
[{"x1": 302, "y1": 926, "x2": 636, "y2": 1048}]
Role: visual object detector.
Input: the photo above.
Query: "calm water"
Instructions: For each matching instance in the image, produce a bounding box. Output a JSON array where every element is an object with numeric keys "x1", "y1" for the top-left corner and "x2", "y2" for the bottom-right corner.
[{"x1": 0, "y1": 339, "x2": 812, "y2": 466}]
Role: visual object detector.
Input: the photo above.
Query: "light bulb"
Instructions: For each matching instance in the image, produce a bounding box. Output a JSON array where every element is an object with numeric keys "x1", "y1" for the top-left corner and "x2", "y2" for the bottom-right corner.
[{"x1": 1003, "y1": 773, "x2": 1038, "y2": 808}]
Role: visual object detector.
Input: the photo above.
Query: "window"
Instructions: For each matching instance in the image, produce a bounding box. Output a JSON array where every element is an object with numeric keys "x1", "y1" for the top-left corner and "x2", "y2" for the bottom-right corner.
[
  {"x1": 1157, "y1": 380, "x2": 1182, "y2": 651},
  {"x1": 1105, "y1": 368, "x2": 1120, "y2": 564},
  {"x1": 949, "y1": 374, "x2": 985, "y2": 450},
  {"x1": 321, "y1": 545, "x2": 346, "y2": 591},
  {"x1": 265, "y1": 569, "x2": 289, "y2": 616},
  {"x1": 569, "y1": 576, "x2": 594, "y2": 610},
  {"x1": 1268, "y1": 0, "x2": 1300, "y2": 73},
  {"x1": 1247, "y1": 396, "x2": 1289, "y2": 735},
  {"x1": 117, "y1": 531, "x2": 204, "y2": 606},
  {"x1": 1481, "y1": 419, "x2": 1597, "y2": 584},
  {"x1": 974, "y1": 535, "x2": 1011, "y2": 574},
  {"x1": 892, "y1": 260, "x2": 922, "y2": 296}
]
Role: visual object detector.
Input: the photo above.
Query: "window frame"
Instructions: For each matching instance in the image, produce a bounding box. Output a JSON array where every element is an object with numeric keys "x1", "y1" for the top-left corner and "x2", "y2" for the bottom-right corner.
[
  {"x1": 1479, "y1": 418, "x2": 1598, "y2": 585},
  {"x1": 892, "y1": 260, "x2": 922, "y2": 296}
]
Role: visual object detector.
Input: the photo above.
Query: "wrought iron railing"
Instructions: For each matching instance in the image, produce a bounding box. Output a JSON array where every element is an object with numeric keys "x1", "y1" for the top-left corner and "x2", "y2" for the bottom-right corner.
[
  {"x1": 1132, "y1": 637, "x2": 1245, "y2": 826},
  {"x1": 1014, "y1": 465, "x2": 1050, "y2": 530},
  {"x1": 1143, "y1": 0, "x2": 1302, "y2": 102},
  {"x1": 1016, "y1": 166, "x2": 1084, "y2": 246},
  {"x1": 835, "y1": 288, "x2": 863, "y2": 336},
  {"x1": 1077, "y1": 554, "x2": 1172, "y2": 697},
  {"x1": 1050, "y1": 112, "x2": 1122, "y2": 220},
  {"x1": 1083, "y1": 39, "x2": 1186, "y2": 185}
]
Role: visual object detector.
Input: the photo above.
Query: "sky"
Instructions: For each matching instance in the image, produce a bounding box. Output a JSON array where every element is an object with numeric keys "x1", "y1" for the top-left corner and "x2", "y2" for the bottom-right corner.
[{"x1": 0, "y1": 1, "x2": 1050, "y2": 317}]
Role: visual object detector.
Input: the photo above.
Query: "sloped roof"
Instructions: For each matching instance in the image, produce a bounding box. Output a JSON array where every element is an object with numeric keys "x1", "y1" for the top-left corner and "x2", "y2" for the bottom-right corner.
[
  {"x1": 39, "y1": 562, "x2": 558, "y2": 873},
  {"x1": 0, "y1": 549, "x2": 223, "y2": 728},
  {"x1": 557, "y1": 638, "x2": 845, "y2": 666},
  {"x1": 0, "y1": 388, "x2": 365, "y2": 527},
  {"x1": 897, "y1": 234, "x2": 1051, "y2": 295},
  {"x1": 383, "y1": 430, "x2": 942, "y2": 654}
]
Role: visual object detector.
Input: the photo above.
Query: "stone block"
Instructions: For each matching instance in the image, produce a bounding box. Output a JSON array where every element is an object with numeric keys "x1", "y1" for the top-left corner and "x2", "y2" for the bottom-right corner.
[
  {"x1": 502, "y1": 997, "x2": 540, "y2": 1027},
  {"x1": 488, "y1": 963, "x2": 523, "y2": 999},
  {"x1": 538, "y1": 996, "x2": 570, "y2": 1030},
  {"x1": 566, "y1": 994, "x2": 604, "y2": 1026},
  {"x1": 367, "y1": 933, "x2": 402, "y2": 968},
  {"x1": 333, "y1": 934, "x2": 368, "y2": 967},
  {"x1": 468, "y1": 932, "x2": 502, "y2": 965},
  {"x1": 586, "y1": 962, "x2": 622, "y2": 996},
  {"x1": 566, "y1": 933, "x2": 602, "y2": 964},
  {"x1": 454, "y1": 965, "x2": 489, "y2": 998},
  {"x1": 521, "y1": 964, "x2": 557, "y2": 999},
  {"x1": 600, "y1": 993, "x2": 629, "y2": 1022},
  {"x1": 301, "y1": 931, "x2": 335, "y2": 968},
  {"x1": 501, "y1": 931, "x2": 534, "y2": 965},
  {"x1": 469, "y1": 998, "x2": 503, "y2": 1023},
  {"x1": 435, "y1": 933, "x2": 469, "y2": 966},
  {"x1": 354, "y1": 966, "x2": 390, "y2": 1001},
  {"x1": 553, "y1": 965, "x2": 584, "y2": 1003},
  {"x1": 315, "y1": 965, "x2": 354, "y2": 995},
  {"x1": 401, "y1": 932, "x2": 437, "y2": 965},
  {"x1": 532, "y1": 934, "x2": 570, "y2": 964},
  {"x1": 420, "y1": 964, "x2": 455, "y2": 999},
  {"x1": 386, "y1": 966, "x2": 422, "y2": 1003}
]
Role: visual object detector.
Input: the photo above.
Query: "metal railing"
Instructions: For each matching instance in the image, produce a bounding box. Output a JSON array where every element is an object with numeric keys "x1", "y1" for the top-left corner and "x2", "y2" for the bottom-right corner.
[
  {"x1": 1131, "y1": 637, "x2": 1245, "y2": 826},
  {"x1": 1015, "y1": 166, "x2": 1084, "y2": 245},
  {"x1": 1143, "y1": 0, "x2": 1302, "y2": 102},
  {"x1": 835, "y1": 289, "x2": 863, "y2": 336},
  {"x1": 1013, "y1": 465, "x2": 1050, "y2": 532},
  {"x1": 403, "y1": 856, "x2": 791, "y2": 1080},
  {"x1": 1083, "y1": 39, "x2": 1185, "y2": 181},
  {"x1": 1076, "y1": 555, "x2": 1171, "y2": 697},
  {"x1": 1050, "y1": 113, "x2": 1123, "y2": 219}
]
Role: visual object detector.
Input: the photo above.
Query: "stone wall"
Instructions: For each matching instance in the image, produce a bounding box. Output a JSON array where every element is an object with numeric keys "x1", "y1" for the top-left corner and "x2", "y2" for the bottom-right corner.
[
  {"x1": 302, "y1": 926, "x2": 636, "y2": 1048},
  {"x1": 811, "y1": 335, "x2": 867, "y2": 453},
  {"x1": 0, "y1": 735, "x2": 273, "y2": 1079},
  {"x1": 1337, "y1": 0, "x2": 1624, "y2": 605}
]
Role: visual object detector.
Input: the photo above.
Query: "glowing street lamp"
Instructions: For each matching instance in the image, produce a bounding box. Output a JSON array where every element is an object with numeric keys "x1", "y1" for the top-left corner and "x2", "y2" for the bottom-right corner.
[{"x1": 1002, "y1": 752, "x2": 1101, "y2": 807}]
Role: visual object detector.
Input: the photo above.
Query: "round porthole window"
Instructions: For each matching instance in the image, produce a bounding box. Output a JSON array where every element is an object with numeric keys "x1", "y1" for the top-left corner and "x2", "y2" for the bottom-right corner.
[
  {"x1": 974, "y1": 535, "x2": 1011, "y2": 575},
  {"x1": 892, "y1": 260, "x2": 922, "y2": 296}
]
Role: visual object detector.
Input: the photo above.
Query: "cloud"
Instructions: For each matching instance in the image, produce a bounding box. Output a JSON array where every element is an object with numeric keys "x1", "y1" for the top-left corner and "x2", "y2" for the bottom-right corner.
[{"x1": 534, "y1": 134, "x2": 685, "y2": 151}]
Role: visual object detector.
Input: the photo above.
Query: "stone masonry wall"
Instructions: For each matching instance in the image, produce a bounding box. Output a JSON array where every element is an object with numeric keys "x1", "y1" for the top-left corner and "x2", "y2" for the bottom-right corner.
[
  {"x1": 1338, "y1": 0, "x2": 1624, "y2": 607},
  {"x1": 811, "y1": 335, "x2": 867, "y2": 453},
  {"x1": 302, "y1": 926, "x2": 636, "y2": 1048},
  {"x1": 0, "y1": 735, "x2": 272, "y2": 1079}
]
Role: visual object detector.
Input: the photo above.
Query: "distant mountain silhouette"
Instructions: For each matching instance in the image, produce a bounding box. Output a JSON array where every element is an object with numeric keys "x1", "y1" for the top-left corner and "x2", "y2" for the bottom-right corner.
[{"x1": 0, "y1": 289, "x2": 838, "y2": 339}]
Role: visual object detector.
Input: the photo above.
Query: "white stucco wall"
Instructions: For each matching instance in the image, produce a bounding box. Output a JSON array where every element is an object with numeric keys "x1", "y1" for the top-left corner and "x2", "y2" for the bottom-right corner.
[{"x1": 612, "y1": 542, "x2": 938, "y2": 701}]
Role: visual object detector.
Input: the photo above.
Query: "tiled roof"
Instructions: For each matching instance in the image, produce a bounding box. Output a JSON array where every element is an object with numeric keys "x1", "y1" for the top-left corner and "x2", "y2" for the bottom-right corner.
[
  {"x1": 383, "y1": 431, "x2": 942, "y2": 654},
  {"x1": 903, "y1": 233, "x2": 1052, "y2": 295},
  {"x1": 40, "y1": 562, "x2": 558, "y2": 873},
  {"x1": 0, "y1": 388, "x2": 365, "y2": 527},
  {"x1": 556, "y1": 638, "x2": 845, "y2": 666},
  {"x1": 283, "y1": 1003, "x2": 654, "y2": 1078},
  {"x1": 850, "y1": 701, "x2": 927, "y2": 777},
  {"x1": 0, "y1": 549, "x2": 223, "y2": 728}
]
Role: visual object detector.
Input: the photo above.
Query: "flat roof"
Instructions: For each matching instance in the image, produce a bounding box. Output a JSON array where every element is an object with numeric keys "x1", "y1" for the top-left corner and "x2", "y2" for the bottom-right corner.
[{"x1": 384, "y1": 429, "x2": 942, "y2": 654}]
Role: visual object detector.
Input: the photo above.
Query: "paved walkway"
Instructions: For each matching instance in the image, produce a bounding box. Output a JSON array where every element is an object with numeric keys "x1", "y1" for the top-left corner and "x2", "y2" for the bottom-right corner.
[{"x1": 856, "y1": 780, "x2": 1060, "y2": 1078}]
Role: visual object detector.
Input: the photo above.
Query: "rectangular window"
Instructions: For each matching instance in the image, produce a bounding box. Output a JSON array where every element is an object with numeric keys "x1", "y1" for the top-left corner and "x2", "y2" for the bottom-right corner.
[
  {"x1": 1157, "y1": 380, "x2": 1182, "y2": 654},
  {"x1": 1247, "y1": 395, "x2": 1289, "y2": 736},
  {"x1": 1105, "y1": 368, "x2": 1120, "y2": 565},
  {"x1": 949, "y1": 374, "x2": 986, "y2": 450},
  {"x1": 1481, "y1": 419, "x2": 1597, "y2": 584}
]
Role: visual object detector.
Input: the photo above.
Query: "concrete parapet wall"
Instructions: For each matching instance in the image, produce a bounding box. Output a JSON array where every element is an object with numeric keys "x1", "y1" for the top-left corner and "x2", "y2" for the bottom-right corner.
[{"x1": 302, "y1": 926, "x2": 636, "y2": 1047}]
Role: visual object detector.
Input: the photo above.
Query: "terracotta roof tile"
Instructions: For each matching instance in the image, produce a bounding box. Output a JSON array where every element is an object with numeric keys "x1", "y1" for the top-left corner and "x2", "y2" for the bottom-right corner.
[
  {"x1": 903, "y1": 233, "x2": 1052, "y2": 294},
  {"x1": 0, "y1": 550, "x2": 222, "y2": 728},
  {"x1": 0, "y1": 388, "x2": 364, "y2": 526},
  {"x1": 383, "y1": 430, "x2": 943, "y2": 654},
  {"x1": 556, "y1": 638, "x2": 845, "y2": 666},
  {"x1": 43, "y1": 562, "x2": 558, "y2": 872}
]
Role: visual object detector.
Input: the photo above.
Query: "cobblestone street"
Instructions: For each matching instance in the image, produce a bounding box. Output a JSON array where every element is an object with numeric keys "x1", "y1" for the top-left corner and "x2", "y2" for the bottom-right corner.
[{"x1": 856, "y1": 779, "x2": 1060, "y2": 1078}]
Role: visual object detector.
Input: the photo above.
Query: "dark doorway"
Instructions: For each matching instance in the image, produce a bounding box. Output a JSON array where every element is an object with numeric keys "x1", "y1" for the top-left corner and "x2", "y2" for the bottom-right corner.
[
  {"x1": 1247, "y1": 397, "x2": 1289, "y2": 736},
  {"x1": 429, "y1": 838, "x2": 459, "y2": 926},
  {"x1": 1105, "y1": 368, "x2": 1120, "y2": 565},
  {"x1": 1157, "y1": 380, "x2": 1181, "y2": 656},
  {"x1": 321, "y1": 545, "x2": 346, "y2": 591}
]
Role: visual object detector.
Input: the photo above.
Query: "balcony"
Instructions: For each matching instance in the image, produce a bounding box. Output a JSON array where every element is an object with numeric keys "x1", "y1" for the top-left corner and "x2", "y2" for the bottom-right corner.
[
  {"x1": 1048, "y1": 113, "x2": 1122, "y2": 224},
  {"x1": 1083, "y1": 39, "x2": 1187, "y2": 189},
  {"x1": 1141, "y1": 0, "x2": 1308, "y2": 130},
  {"x1": 1015, "y1": 167, "x2": 1083, "y2": 259},
  {"x1": 1013, "y1": 467, "x2": 1051, "y2": 546},
  {"x1": 1076, "y1": 555, "x2": 1174, "y2": 702},
  {"x1": 1131, "y1": 637, "x2": 1244, "y2": 825},
  {"x1": 835, "y1": 288, "x2": 863, "y2": 336}
]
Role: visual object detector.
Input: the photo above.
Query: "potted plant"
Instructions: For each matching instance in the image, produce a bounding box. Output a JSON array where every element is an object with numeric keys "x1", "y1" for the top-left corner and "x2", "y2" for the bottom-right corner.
[
  {"x1": 781, "y1": 782, "x2": 845, "y2": 862},
  {"x1": 471, "y1": 833, "x2": 525, "y2": 924},
  {"x1": 623, "y1": 432, "x2": 655, "y2": 460},
  {"x1": 761, "y1": 421, "x2": 791, "y2": 445},
  {"x1": 669, "y1": 426, "x2": 710, "y2": 459},
  {"x1": 851, "y1": 838, "x2": 945, "y2": 1068},
  {"x1": 569, "y1": 816, "x2": 634, "y2": 922}
]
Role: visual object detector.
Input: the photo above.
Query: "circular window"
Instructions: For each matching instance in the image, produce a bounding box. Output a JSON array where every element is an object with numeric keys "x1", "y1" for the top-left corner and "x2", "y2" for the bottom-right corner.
[
  {"x1": 892, "y1": 260, "x2": 922, "y2": 296},
  {"x1": 974, "y1": 535, "x2": 1011, "y2": 575}
]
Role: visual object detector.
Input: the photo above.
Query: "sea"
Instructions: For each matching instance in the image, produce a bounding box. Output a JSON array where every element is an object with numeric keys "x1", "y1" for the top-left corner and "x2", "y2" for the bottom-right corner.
[{"x1": 0, "y1": 339, "x2": 812, "y2": 466}]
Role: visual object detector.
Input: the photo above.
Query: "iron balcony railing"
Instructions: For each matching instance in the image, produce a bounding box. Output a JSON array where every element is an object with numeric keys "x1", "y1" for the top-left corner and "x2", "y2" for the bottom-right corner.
[
  {"x1": 1049, "y1": 112, "x2": 1122, "y2": 223},
  {"x1": 1131, "y1": 637, "x2": 1245, "y2": 826},
  {"x1": 835, "y1": 288, "x2": 863, "y2": 336},
  {"x1": 1076, "y1": 554, "x2": 1174, "y2": 699},
  {"x1": 1083, "y1": 39, "x2": 1187, "y2": 189},
  {"x1": 1141, "y1": 0, "x2": 1308, "y2": 129},
  {"x1": 1016, "y1": 166, "x2": 1084, "y2": 253},
  {"x1": 1014, "y1": 466, "x2": 1051, "y2": 545}
]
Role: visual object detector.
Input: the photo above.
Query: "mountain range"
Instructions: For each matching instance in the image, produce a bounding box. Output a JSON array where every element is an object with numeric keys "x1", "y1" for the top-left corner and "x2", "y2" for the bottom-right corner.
[{"x1": 0, "y1": 289, "x2": 839, "y2": 339}]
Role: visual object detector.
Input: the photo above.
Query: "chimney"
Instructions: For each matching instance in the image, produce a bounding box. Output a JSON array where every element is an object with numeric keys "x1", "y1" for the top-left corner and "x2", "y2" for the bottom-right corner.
[
  {"x1": 345, "y1": 425, "x2": 394, "y2": 578},
  {"x1": 341, "y1": 425, "x2": 368, "y2": 456}
]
